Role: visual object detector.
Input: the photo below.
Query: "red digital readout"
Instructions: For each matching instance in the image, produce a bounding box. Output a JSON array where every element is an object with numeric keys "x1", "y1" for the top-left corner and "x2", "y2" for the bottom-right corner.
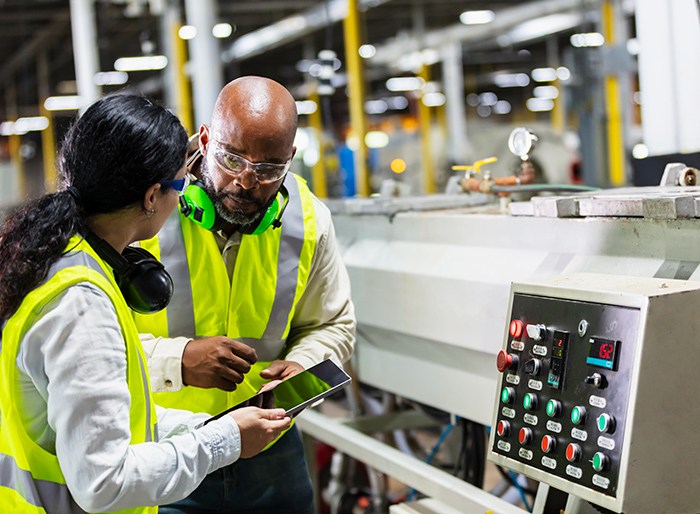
[{"x1": 598, "y1": 342, "x2": 615, "y2": 360}]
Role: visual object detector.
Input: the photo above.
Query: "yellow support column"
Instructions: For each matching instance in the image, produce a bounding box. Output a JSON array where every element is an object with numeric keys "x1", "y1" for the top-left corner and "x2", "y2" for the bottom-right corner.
[
  {"x1": 418, "y1": 64, "x2": 436, "y2": 194},
  {"x1": 343, "y1": 0, "x2": 369, "y2": 196},
  {"x1": 40, "y1": 103, "x2": 58, "y2": 192},
  {"x1": 308, "y1": 87, "x2": 328, "y2": 198},
  {"x1": 603, "y1": 0, "x2": 625, "y2": 186},
  {"x1": 172, "y1": 21, "x2": 193, "y2": 134}
]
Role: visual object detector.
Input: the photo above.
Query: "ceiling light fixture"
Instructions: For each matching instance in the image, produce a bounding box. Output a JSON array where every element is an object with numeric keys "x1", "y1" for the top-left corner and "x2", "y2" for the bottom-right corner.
[
  {"x1": 114, "y1": 55, "x2": 168, "y2": 72},
  {"x1": 459, "y1": 10, "x2": 495, "y2": 25},
  {"x1": 44, "y1": 96, "x2": 84, "y2": 111}
]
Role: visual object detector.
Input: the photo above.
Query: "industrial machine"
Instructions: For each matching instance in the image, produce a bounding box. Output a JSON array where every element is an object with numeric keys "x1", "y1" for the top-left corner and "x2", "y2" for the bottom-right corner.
[{"x1": 489, "y1": 273, "x2": 700, "y2": 513}]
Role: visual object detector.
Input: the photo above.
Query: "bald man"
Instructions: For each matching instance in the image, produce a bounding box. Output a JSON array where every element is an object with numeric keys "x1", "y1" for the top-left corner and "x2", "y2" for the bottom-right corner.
[{"x1": 136, "y1": 77, "x2": 356, "y2": 513}]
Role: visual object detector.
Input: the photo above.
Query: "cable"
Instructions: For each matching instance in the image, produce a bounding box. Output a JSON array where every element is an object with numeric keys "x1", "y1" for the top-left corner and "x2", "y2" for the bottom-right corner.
[
  {"x1": 405, "y1": 419, "x2": 456, "y2": 502},
  {"x1": 507, "y1": 470, "x2": 532, "y2": 512}
]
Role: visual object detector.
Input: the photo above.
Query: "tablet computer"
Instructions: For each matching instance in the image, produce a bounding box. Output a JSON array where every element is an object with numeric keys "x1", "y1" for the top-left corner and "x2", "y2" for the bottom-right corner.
[{"x1": 201, "y1": 359, "x2": 351, "y2": 426}]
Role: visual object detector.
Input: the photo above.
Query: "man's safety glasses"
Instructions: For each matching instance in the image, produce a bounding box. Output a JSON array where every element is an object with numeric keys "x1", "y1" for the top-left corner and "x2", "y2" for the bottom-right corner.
[
  {"x1": 161, "y1": 173, "x2": 191, "y2": 195},
  {"x1": 210, "y1": 140, "x2": 290, "y2": 185}
]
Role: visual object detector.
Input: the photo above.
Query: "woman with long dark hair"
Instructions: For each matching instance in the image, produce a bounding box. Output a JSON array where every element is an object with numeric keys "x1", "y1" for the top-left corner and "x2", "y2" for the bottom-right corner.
[{"x1": 0, "y1": 94, "x2": 289, "y2": 513}]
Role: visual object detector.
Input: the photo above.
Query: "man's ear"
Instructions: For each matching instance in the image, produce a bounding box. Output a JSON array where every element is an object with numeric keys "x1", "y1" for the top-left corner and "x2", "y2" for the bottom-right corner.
[
  {"x1": 290, "y1": 146, "x2": 297, "y2": 161},
  {"x1": 199, "y1": 124, "x2": 209, "y2": 154}
]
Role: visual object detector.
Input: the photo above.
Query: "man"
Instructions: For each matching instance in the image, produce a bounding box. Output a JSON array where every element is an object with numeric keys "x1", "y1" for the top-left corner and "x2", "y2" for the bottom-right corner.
[{"x1": 135, "y1": 77, "x2": 356, "y2": 513}]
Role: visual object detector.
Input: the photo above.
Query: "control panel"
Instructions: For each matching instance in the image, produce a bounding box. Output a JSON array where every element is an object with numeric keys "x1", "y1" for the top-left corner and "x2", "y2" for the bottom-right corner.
[{"x1": 488, "y1": 274, "x2": 700, "y2": 513}]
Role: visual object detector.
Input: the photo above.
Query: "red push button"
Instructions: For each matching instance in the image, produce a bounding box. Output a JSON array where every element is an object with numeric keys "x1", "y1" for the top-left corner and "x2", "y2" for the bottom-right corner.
[
  {"x1": 566, "y1": 443, "x2": 581, "y2": 462},
  {"x1": 497, "y1": 420, "x2": 511, "y2": 437},
  {"x1": 497, "y1": 350, "x2": 519, "y2": 372},
  {"x1": 509, "y1": 319, "x2": 524, "y2": 339},
  {"x1": 518, "y1": 427, "x2": 532, "y2": 445},
  {"x1": 541, "y1": 435, "x2": 556, "y2": 453}
]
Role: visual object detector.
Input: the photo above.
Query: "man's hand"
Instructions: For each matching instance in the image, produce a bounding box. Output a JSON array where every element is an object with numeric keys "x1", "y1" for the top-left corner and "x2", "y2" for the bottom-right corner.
[
  {"x1": 229, "y1": 407, "x2": 291, "y2": 458},
  {"x1": 259, "y1": 360, "x2": 304, "y2": 381},
  {"x1": 182, "y1": 336, "x2": 257, "y2": 391}
]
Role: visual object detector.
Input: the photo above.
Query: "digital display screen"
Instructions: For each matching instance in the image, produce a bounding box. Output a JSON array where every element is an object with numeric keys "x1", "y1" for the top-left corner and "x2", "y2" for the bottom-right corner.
[
  {"x1": 586, "y1": 337, "x2": 619, "y2": 370},
  {"x1": 547, "y1": 330, "x2": 569, "y2": 389}
]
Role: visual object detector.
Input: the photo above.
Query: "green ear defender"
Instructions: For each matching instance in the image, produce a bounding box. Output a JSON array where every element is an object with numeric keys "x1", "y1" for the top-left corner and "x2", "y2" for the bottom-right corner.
[{"x1": 179, "y1": 148, "x2": 289, "y2": 234}]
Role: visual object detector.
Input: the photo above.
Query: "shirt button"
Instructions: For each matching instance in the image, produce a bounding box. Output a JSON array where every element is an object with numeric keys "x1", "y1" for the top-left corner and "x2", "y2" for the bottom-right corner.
[{"x1": 165, "y1": 379, "x2": 173, "y2": 387}]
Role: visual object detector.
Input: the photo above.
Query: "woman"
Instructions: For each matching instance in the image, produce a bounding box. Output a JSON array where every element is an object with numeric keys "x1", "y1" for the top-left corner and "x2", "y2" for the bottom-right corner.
[{"x1": 0, "y1": 94, "x2": 290, "y2": 513}]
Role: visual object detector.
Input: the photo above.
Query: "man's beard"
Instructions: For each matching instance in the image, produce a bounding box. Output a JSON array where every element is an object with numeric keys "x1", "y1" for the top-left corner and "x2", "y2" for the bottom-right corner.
[{"x1": 200, "y1": 158, "x2": 266, "y2": 228}]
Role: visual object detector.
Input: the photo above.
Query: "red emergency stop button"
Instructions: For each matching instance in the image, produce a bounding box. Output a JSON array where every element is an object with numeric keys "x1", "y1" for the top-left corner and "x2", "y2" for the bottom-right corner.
[
  {"x1": 497, "y1": 350, "x2": 519, "y2": 372},
  {"x1": 541, "y1": 435, "x2": 556, "y2": 454},
  {"x1": 509, "y1": 319, "x2": 524, "y2": 338}
]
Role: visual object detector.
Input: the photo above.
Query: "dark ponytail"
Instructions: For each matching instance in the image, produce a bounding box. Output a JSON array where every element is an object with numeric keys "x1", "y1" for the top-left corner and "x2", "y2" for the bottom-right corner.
[{"x1": 0, "y1": 94, "x2": 186, "y2": 321}]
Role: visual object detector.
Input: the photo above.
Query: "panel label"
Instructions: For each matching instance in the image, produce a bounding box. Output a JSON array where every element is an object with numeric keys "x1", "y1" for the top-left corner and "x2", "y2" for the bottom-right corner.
[
  {"x1": 502, "y1": 407, "x2": 516, "y2": 419},
  {"x1": 511, "y1": 340, "x2": 525, "y2": 351},
  {"x1": 598, "y1": 436, "x2": 615, "y2": 450},
  {"x1": 528, "y1": 379, "x2": 543, "y2": 391},
  {"x1": 506, "y1": 374, "x2": 520, "y2": 385},
  {"x1": 533, "y1": 345, "x2": 547, "y2": 356},
  {"x1": 571, "y1": 428, "x2": 588, "y2": 442},
  {"x1": 592, "y1": 474, "x2": 610, "y2": 490},
  {"x1": 546, "y1": 420, "x2": 562, "y2": 433},
  {"x1": 589, "y1": 395, "x2": 607, "y2": 408},
  {"x1": 541, "y1": 456, "x2": 557, "y2": 470},
  {"x1": 497, "y1": 440, "x2": 511, "y2": 452},
  {"x1": 524, "y1": 414, "x2": 538, "y2": 426},
  {"x1": 518, "y1": 448, "x2": 533, "y2": 461},
  {"x1": 566, "y1": 465, "x2": 583, "y2": 479}
]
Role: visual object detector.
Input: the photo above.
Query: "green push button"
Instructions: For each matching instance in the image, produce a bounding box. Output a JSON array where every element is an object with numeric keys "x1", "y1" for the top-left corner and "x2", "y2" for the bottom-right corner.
[
  {"x1": 501, "y1": 387, "x2": 514, "y2": 404},
  {"x1": 571, "y1": 406, "x2": 586, "y2": 425}
]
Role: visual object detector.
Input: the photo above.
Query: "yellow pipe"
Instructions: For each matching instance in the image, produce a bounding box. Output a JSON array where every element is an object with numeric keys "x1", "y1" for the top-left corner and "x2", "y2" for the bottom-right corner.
[
  {"x1": 343, "y1": 0, "x2": 369, "y2": 196},
  {"x1": 8, "y1": 133, "x2": 25, "y2": 199},
  {"x1": 551, "y1": 79, "x2": 565, "y2": 133},
  {"x1": 603, "y1": 0, "x2": 625, "y2": 186},
  {"x1": 172, "y1": 21, "x2": 193, "y2": 135},
  {"x1": 418, "y1": 64, "x2": 435, "y2": 194},
  {"x1": 40, "y1": 103, "x2": 58, "y2": 192},
  {"x1": 308, "y1": 87, "x2": 327, "y2": 198}
]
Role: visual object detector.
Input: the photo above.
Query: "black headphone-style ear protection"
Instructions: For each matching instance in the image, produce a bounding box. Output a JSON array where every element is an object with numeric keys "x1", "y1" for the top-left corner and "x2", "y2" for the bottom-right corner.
[
  {"x1": 84, "y1": 231, "x2": 173, "y2": 314},
  {"x1": 178, "y1": 148, "x2": 289, "y2": 234}
]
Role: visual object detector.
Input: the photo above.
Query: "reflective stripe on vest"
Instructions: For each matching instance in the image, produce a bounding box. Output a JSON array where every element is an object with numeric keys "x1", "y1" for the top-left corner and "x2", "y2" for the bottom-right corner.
[
  {"x1": 135, "y1": 173, "x2": 317, "y2": 415},
  {"x1": 0, "y1": 236, "x2": 156, "y2": 514}
]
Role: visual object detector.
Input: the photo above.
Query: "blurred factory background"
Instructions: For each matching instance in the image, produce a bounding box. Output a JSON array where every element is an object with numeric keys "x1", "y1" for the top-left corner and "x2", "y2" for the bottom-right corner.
[{"x1": 2, "y1": 1, "x2": 700, "y2": 513}]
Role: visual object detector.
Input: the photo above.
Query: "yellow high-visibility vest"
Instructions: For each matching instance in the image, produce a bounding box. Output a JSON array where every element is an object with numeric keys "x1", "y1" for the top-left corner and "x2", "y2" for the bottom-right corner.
[
  {"x1": 0, "y1": 235, "x2": 157, "y2": 514},
  {"x1": 134, "y1": 173, "x2": 317, "y2": 416}
]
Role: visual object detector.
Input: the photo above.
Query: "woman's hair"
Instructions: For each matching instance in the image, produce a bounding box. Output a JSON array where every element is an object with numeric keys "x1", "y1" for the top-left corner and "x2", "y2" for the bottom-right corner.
[{"x1": 0, "y1": 94, "x2": 187, "y2": 321}]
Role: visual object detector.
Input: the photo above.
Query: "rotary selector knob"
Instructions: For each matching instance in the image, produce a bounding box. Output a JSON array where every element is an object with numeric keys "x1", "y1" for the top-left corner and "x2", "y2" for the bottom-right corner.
[
  {"x1": 584, "y1": 373, "x2": 607, "y2": 389},
  {"x1": 526, "y1": 323, "x2": 546, "y2": 341},
  {"x1": 523, "y1": 358, "x2": 541, "y2": 376}
]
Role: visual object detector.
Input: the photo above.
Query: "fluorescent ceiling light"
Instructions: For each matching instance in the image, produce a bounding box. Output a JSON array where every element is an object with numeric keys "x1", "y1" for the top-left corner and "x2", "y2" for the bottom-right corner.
[
  {"x1": 570, "y1": 32, "x2": 605, "y2": 48},
  {"x1": 2, "y1": 116, "x2": 50, "y2": 135},
  {"x1": 359, "y1": 44, "x2": 376, "y2": 59},
  {"x1": 533, "y1": 85, "x2": 559, "y2": 99},
  {"x1": 386, "y1": 77, "x2": 425, "y2": 92},
  {"x1": 365, "y1": 99, "x2": 388, "y2": 115},
  {"x1": 295, "y1": 100, "x2": 317, "y2": 115},
  {"x1": 526, "y1": 98, "x2": 554, "y2": 112},
  {"x1": 422, "y1": 92, "x2": 446, "y2": 107},
  {"x1": 213, "y1": 23, "x2": 233, "y2": 38},
  {"x1": 494, "y1": 100, "x2": 512, "y2": 114},
  {"x1": 531, "y1": 67, "x2": 557, "y2": 82},
  {"x1": 178, "y1": 25, "x2": 197, "y2": 40},
  {"x1": 44, "y1": 95, "x2": 84, "y2": 111},
  {"x1": 94, "y1": 71, "x2": 128, "y2": 86},
  {"x1": 494, "y1": 73, "x2": 530, "y2": 88},
  {"x1": 114, "y1": 55, "x2": 168, "y2": 72},
  {"x1": 365, "y1": 131, "x2": 389, "y2": 149},
  {"x1": 508, "y1": 13, "x2": 580, "y2": 43},
  {"x1": 459, "y1": 10, "x2": 495, "y2": 25}
]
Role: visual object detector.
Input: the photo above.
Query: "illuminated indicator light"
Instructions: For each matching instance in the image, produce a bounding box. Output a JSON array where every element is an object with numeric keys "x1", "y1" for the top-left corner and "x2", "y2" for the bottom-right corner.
[
  {"x1": 571, "y1": 406, "x2": 586, "y2": 425},
  {"x1": 597, "y1": 413, "x2": 615, "y2": 433},
  {"x1": 592, "y1": 452, "x2": 607, "y2": 472},
  {"x1": 501, "y1": 387, "x2": 514, "y2": 404},
  {"x1": 541, "y1": 435, "x2": 555, "y2": 453},
  {"x1": 546, "y1": 399, "x2": 560, "y2": 417},
  {"x1": 523, "y1": 393, "x2": 537, "y2": 410},
  {"x1": 390, "y1": 158, "x2": 407, "y2": 174},
  {"x1": 566, "y1": 443, "x2": 581, "y2": 462},
  {"x1": 518, "y1": 427, "x2": 532, "y2": 445},
  {"x1": 497, "y1": 420, "x2": 510, "y2": 437},
  {"x1": 509, "y1": 319, "x2": 523, "y2": 338}
]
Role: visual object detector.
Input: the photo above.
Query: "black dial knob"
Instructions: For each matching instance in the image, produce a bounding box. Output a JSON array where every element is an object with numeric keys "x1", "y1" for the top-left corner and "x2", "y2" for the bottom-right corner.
[{"x1": 523, "y1": 358, "x2": 541, "y2": 376}]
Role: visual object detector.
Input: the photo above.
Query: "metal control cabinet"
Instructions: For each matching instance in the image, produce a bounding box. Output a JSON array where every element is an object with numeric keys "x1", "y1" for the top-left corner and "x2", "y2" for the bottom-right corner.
[{"x1": 488, "y1": 273, "x2": 700, "y2": 513}]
